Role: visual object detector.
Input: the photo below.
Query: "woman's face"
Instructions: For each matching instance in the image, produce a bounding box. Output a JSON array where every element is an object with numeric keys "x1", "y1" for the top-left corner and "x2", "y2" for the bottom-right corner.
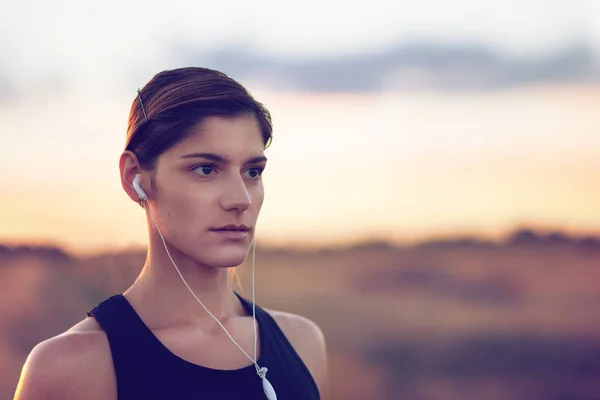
[{"x1": 150, "y1": 113, "x2": 267, "y2": 269}]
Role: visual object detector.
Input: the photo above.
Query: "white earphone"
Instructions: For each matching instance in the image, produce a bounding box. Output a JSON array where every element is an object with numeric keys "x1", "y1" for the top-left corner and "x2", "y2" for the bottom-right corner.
[{"x1": 133, "y1": 173, "x2": 148, "y2": 201}]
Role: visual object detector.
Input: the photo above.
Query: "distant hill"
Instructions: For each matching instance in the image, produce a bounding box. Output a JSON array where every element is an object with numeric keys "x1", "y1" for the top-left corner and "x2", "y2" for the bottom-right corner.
[
  {"x1": 0, "y1": 243, "x2": 75, "y2": 264},
  {"x1": 1, "y1": 228, "x2": 599, "y2": 263},
  {"x1": 416, "y1": 229, "x2": 600, "y2": 251}
]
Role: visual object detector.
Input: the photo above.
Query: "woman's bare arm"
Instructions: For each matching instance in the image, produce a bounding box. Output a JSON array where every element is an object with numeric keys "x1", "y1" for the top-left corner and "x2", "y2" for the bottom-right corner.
[{"x1": 14, "y1": 319, "x2": 116, "y2": 400}]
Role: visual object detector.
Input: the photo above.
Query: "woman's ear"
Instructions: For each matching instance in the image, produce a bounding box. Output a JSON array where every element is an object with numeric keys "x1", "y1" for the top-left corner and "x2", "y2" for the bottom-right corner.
[{"x1": 119, "y1": 150, "x2": 146, "y2": 205}]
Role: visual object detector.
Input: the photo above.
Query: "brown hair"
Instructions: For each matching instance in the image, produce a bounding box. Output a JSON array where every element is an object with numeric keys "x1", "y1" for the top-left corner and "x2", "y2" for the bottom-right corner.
[{"x1": 125, "y1": 67, "x2": 273, "y2": 169}]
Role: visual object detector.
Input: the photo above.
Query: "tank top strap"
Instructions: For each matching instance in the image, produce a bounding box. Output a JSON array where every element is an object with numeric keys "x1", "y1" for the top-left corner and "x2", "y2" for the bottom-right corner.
[
  {"x1": 87, "y1": 293, "x2": 157, "y2": 351},
  {"x1": 234, "y1": 293, "x2": 321, "y2": 398},
  {"x1": 87, "y1": 294, "x2": 165, "y2": 398},
  {"x1": 233, "y1": 293, "x2": 276, "y2": 356}
]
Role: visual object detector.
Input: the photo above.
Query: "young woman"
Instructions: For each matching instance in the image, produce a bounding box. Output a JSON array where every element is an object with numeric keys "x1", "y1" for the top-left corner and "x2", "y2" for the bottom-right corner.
[{"x1": 14, "y1": 67, "x2": 328, "y2": 399}]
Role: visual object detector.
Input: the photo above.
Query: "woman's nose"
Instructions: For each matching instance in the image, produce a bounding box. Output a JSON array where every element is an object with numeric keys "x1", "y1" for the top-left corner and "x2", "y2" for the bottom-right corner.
[{"x1": 220, "y1": 176, "x2": 251, "y2": 212}]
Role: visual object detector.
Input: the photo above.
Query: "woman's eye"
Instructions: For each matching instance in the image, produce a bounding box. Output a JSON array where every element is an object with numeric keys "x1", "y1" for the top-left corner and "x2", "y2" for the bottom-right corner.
[
  {"x1": 193, "y1": 165, "x2": 215, "y2": 176},
  {"x1": 244, "y1": 168, "x2": 263, "y2": 179}
]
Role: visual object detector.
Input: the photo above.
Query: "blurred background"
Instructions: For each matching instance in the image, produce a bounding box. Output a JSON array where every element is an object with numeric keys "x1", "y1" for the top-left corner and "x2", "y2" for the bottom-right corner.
[{"x1": 1, "y1": 0, "x2": 600, "y2": 399}]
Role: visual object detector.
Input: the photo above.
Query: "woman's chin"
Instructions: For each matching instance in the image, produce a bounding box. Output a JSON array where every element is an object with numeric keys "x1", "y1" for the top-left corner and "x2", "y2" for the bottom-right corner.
[{"x1": 204, "y1": 247, "x2": 250, "y2": 269}]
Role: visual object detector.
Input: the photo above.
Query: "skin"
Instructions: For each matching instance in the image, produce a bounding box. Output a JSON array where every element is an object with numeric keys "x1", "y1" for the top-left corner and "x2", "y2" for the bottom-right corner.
[{"x1": 14, "y1": 113, "x2": 329, "y2": 399}]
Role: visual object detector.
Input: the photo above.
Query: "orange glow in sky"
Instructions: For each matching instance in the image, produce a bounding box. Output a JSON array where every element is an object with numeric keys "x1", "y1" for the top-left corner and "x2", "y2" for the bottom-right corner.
[{"x1": 1, "y1": 84, "x2": 599, "y2": 254}]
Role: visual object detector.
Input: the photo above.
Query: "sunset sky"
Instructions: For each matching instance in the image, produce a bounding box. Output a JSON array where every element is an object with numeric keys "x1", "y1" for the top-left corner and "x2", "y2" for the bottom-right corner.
[{"x1": 1, "y1": 0, "x2": 600, "y2": 254}]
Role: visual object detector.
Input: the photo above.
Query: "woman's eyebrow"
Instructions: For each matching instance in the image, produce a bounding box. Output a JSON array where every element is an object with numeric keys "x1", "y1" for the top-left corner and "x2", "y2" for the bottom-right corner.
[
  {"x1": 180, "y1": 152, "x2": 228, "y2": 163},
  {"x1": 245, "y1": 156, "x2": 268, "y2": 165},
  {"x1": 179, "y1": 152, "x2": 267, "y2": 165}
]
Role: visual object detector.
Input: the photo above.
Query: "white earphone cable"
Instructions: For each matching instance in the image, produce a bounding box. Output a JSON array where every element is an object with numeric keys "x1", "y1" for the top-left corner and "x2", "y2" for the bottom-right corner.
[{"x1": 147, "y1": 202, "x2": 262, "y2": 374}]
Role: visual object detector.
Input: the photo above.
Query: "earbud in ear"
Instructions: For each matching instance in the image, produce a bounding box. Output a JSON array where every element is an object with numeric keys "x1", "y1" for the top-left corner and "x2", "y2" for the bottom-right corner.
[{"x1": 132, "y1": 173, "x2": 148, "y2": 201}]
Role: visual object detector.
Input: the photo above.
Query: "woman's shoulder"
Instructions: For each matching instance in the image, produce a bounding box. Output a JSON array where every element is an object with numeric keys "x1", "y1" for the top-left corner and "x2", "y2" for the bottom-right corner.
[
  {"x1": 14, "y1": 317, "x2": 116, "y2": 400},
  {"x1": 264, "y1": 308, "x2": 329, "y2": 398},
  {"x1": 265, "y1": 308, "x2": 326, "y2": 346}
]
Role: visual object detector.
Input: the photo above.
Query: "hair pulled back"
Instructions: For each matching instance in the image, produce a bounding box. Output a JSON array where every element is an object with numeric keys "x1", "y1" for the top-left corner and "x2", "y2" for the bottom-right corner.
[{"x1": 126, "y1": 67, "x2": 273, "y2": 169}]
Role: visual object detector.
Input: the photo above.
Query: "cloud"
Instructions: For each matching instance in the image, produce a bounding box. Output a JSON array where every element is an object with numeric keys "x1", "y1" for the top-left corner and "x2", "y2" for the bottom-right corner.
[
  {"x1": 175, "y1": 41, "x2": 600, "y2": 92},
  {"x1": 0, "y1": 69, "x2": 72, "y2": 105},
  {"x1": 0, "y1": 71, "x2": 17, "y2": 104}
]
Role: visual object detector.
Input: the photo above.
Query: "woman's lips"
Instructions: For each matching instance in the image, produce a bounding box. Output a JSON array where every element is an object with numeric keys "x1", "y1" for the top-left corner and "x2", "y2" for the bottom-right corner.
[{"x1": 210, "y1": 226, "x2": 250, "y2": 240}]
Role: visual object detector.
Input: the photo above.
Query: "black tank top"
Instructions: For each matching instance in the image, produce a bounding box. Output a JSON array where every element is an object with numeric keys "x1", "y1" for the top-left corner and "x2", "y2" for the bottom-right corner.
[{"x1": 87, "y1": 293, "x2": 320, "y2": 399}]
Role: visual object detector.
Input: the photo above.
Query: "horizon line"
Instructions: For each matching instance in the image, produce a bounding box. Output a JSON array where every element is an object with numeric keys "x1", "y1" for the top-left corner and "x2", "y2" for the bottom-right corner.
[{"x1": 2, "y1": 225, "x2": 600, "y2": 257}]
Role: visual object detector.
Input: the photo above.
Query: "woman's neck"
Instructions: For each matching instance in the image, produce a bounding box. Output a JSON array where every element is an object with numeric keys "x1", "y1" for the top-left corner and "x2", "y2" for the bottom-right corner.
[{"x1": 124, "y1": 238, "x2": 245, "y2": 331}]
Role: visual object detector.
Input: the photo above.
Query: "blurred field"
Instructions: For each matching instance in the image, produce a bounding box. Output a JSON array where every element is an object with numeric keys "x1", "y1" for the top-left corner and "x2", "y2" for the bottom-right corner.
[{"x1": 1, "y1": 228, "x2": 599, "y2": 399}]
